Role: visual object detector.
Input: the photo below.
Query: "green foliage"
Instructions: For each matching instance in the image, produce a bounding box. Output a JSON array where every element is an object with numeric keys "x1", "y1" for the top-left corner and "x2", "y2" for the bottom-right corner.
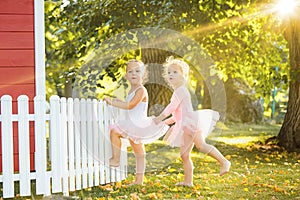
[
  {"x1": 192, "y1": 1, "x2": 289, "y2": 99},
  {"x1": 45, "y1": 0, "x2": 290, "y2": 103},
  {"x1": 45, "y1": 0, "x2": 112, "y2": 98},
  {"x1": 74, "y1": 51, "x2": 138, "y2": 99}
]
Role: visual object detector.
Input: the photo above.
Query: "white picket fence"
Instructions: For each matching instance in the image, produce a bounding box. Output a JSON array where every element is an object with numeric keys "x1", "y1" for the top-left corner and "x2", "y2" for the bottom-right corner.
[{"x1": 0, "y1": 95, "x2": 128, "y2": 198}]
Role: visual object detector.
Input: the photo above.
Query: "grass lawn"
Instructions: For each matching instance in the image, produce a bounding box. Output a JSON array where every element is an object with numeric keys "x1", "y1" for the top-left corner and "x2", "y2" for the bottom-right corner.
[
  {"x1": 73, "y1": 122, "x2": 300, "y2": 200},
  {"x1": 2, "y1": 123, "x2": 299, "y2": 199}
]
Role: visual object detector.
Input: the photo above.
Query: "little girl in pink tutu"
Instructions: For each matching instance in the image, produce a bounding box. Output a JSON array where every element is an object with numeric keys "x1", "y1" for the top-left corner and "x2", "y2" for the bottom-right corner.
[
  {"x1": 154, "y1": 56, "x2": 231, "y2": 187},
  {"x1": 104, "y1": 59, "x2": 167, "y2": 185}
]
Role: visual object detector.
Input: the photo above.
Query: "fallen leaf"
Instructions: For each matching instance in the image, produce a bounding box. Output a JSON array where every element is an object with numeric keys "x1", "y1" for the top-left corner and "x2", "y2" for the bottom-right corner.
[
  {"x1": 141, "y1": 188, "x2": 147, "y2": 194},
  {"x1": 148, "y1": 193, "x2": 157, "y2": 199},
  {"x1": 274, "y1": 185, "x2": 283, "y2": 192},
  {"x1": 156, "y1": 193, "x2": 163, "y2": 199},
  {"x1": 204, "y1": 186, "x2": 211, "y2": 190},
  {"x1": 168, "y1": 168, "x2": 177, "y2": 172},
  {"x1": 130, "y1": 193, "x2": 139, "y2": 200}
]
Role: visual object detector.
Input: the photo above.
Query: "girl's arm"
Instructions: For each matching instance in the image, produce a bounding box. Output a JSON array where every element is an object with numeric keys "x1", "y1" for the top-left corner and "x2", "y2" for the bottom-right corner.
[
  {"x1": 153, "y1": 88, "x2": 183, "y2": 124},
  {"x1": 104, "y1": 87, "x2": 146, "y2": 110},
  {"x1": 153, "y1": 102, "x2": 178, "y2": 124},
  {"x1": 164, "y1": 116, "x2": 175, "y2": 125}
]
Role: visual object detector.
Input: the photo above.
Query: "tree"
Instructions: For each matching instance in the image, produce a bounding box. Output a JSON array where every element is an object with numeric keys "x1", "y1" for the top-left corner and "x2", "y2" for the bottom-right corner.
[
  {"x1": 45, "y1": 0, "x2": 112, "y2": 98},
  {"x1": 45, "y1": 0, "x2": 289, "y2": 121},
  {"x1": 277, "y1": 5, "x2": 300, "y2": 152}
]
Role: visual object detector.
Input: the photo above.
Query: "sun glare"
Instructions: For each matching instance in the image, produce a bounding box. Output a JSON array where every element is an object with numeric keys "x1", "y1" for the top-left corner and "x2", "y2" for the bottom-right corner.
[{"x1": 275, "y1": 0, "x2": 298, "y2": 16}]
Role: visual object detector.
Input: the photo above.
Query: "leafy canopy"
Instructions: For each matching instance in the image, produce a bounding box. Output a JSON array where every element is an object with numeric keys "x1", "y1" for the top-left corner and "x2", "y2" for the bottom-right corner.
[{"x1": 45, "y1": 0, "x2": 289, "y2": 101}]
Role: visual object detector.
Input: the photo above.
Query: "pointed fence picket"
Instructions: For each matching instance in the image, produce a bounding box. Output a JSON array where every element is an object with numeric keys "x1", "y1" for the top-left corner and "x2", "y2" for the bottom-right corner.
[{"x1": 0, "y1": 95, "x2": 128, "y2": 198}]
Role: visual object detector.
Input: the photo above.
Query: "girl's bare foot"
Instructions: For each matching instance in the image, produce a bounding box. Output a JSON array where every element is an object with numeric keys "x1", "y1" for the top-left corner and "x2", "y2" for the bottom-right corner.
[
  {"x1": 109, "y1": 158, "x2": 120, "y2": 167},
  {"x1": 175, "y1": 182, "x2": 193, "y2": 187},
  {"x1": 220, "y1": 160, "x2": 231, "y2": 176},
  {"x1": 128, "y1": 181, "x2": 143, "y2": 186}
]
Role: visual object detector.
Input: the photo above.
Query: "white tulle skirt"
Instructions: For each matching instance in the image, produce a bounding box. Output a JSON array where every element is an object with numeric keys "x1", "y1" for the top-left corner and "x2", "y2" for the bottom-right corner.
[{"x1": 109, "y1": 116, "x2": 169, "y2": 144}]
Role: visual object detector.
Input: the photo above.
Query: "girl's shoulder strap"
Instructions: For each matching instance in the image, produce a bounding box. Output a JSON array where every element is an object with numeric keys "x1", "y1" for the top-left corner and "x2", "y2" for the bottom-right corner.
[
  {"x1": 131, "y1": 85, "x2": 143, "y2": 94},
  {"x1": 135, "y1": 85, "x2": 148, "y2": 101},
  {"x1": 126, "y1": 85, "x2": 148, "y2": 102},
  {"x1": 128, "y1": 85, "x2": 146, "y2": 96}
]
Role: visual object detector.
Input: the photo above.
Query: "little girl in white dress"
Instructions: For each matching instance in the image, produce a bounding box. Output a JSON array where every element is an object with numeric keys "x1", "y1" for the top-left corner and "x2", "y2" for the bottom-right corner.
[
  {"x1": 104, "y1": 59, "x2": 167, "y2": 185},
  {"x1": 111, "y1": 86, "x2": 167, "y2": 144}
]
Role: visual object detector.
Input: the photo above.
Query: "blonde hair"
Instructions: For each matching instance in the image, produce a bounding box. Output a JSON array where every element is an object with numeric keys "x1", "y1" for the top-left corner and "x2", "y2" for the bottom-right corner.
[
  {"x1": 163, "y1": 56, "x2": 190, "y2": 81},
  {"x1": 126, "y1": 59, "x2": 148, "y2": 83}
]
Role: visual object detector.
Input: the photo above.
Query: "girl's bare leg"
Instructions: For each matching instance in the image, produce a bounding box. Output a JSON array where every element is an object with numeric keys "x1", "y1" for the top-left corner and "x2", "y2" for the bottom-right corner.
[
  {"x1": 129, "y1": 140, "x2": 146, "y2": 185},
  {"x1": 178, "y1": 133, "x2": 195, "y2": 186},
  {"x1": 193, "y1": 131, "x2": 231, "y2": 176},
  {"x1": 109, "y1": 129, "x2": 122, "y2": 167}
]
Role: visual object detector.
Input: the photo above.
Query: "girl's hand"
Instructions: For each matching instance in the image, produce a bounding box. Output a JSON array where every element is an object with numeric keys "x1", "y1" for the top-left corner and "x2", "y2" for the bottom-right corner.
[
  {"x1": 164, "y1": 117, "x2": 175, "y2": 125},
  {"x1": 153, "y1": 117, "x2": 161, "y2": 125},
  {"x1": 153, "y1": 113, "x2": 167, "y2": 125},
  {"x1": 104, "y1": 97, "x2": 112, "y2": 105}
]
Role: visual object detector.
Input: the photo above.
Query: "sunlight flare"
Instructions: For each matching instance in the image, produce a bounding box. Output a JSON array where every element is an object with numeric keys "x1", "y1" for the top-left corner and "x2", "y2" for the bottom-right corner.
[{"x1": 274, "y1": 0, "x2": 299, "y2": 17}]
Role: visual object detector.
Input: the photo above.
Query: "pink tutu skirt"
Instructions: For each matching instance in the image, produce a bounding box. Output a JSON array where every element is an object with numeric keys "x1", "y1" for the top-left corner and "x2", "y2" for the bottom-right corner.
[{"x1": 164, "y1": 109, "x2": 220, "y2": 147}]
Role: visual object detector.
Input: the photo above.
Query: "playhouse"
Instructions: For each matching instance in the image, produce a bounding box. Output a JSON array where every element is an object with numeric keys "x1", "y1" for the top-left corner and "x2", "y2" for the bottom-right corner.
[{"x1": 0, "y1": 0, "x2": 45, "y2": 172}]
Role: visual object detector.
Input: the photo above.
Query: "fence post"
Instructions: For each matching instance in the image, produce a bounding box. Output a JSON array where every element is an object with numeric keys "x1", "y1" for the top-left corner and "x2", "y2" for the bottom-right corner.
[
  {"x1": 67, "y1": 98, "x2": 76, "y2": 191},
  {"x1": 60, "y1": 97, "x2": 69, "y2": 196},
  {"x1": 86, "y1": 99, "x2": 94, "y2": 187},
  {"x1": 98, "y1": 101, "x2": 105, "y2": 184},
  {"x1": 80, "y1": 99, "x2": 88, "y2": 188},
  {"x1": 1, "y1": 95, "x2": 14, "y2": 198},
  {"x1": 92, "y1": 99, "x2": 100, "y2": 186},
  {"x1": 17, "y1": 95, "x2": 31, "y2": 196},
  {"x1": 120, "y1": 139, "x2": 128, "y2": 180},
  {"x1": 34, "y1": 95, "x2": 48, "y2": 195},
  {"x1": 74, "y1": 98, "x2": 82, "y2": 190},
  {"x1": 103, "y1": 101, "x2": 112, "y2": 183},
  {"x1": 109, "y1": 106, "x2": 116, "y2": 183},
  {"x1": 50, "y1": 95, "x2": 62, "y2": 193}
]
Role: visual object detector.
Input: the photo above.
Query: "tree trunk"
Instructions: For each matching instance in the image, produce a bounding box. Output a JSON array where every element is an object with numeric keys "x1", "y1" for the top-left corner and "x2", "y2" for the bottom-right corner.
[
  {"x1": 195, "y1": 80, "x2": 203, "y2": 107},
  {"x1": 277, "y1": 10, "x2": 300, "y2": 152},
  {"x1": 202, "y1": 82, "x2": 211, "y2": 109},
  {"x1": 141, "y1": 48, "x2": 173, "y2": 116},
  {"x1": 64, "y1": 78, "x2": 73, "y2": 98}
]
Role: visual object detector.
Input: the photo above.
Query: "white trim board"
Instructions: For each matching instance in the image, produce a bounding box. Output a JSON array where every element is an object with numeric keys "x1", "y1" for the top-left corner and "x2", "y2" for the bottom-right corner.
[{"x1": 34, "y1": 0, "x2": 46, "y2": 99}]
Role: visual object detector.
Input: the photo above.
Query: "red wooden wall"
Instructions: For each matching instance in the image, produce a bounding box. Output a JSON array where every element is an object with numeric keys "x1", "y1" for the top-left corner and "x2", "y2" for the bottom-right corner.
[{"x1": 0, "y1": 0, "x2": 36, "y2": 172}]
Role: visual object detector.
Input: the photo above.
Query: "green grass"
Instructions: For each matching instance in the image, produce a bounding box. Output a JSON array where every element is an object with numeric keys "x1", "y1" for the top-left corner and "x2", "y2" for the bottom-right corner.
[
  {"x1": 73, "y1": 123, "x2": 300, "y2": 200},
  {"x1": 2, "y1": 123, "x2": 300, "y2": 199}
]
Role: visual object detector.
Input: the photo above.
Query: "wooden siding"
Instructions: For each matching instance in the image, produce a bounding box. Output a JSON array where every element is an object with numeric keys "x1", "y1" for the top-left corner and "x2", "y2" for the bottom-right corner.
[
  {"x1": 0, "y1": 0, "x2": 34, "y2": 14},
  {"x1": 0, "y1": 0, "x2": 36, "y2": 172},
  {"x1": 0, "y1": 0, "x2": 35, "y2": 101}
]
